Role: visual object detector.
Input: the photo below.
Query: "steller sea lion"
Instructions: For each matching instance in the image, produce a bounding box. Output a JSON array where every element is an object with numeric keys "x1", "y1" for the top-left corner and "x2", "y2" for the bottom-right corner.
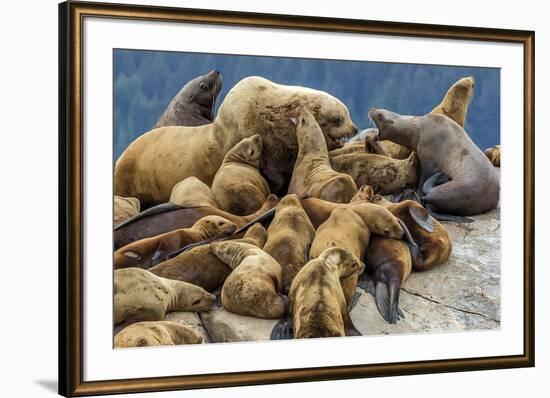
[
  {"x1": 431, "y1": 76, "x2": 475, "y2": 128},
  {"x1": 368, "y1": 108, "x2": 499, "y2": 218},
  {"x1": 154, "y1": 70, "x2": 223, "y2": 128},
  {"x1": 169, "y1": 177, "x2": 219, "y2": 208},
  {"x1": 211, "y1": 134, "x2": 270, "y2": 215},
  {"x1": 289, "y1": 106, "x2": 358, "y2": 203},
  {"x1": 484, "y1": 145, "x2": 501, "y2": 167},
  {"x1": 290, "y1": 247, "x2": 365, "y2": 338},
  {"x1": 148, "y1": 223, "x2": 268, "y2": 292},
  {"x1": 210, "y1": 241, "x2": 286, "y2": 319},
  {"x1": 115, "y1": 76, "x2": 358, "y2": 206},
  {"x1": 114, "y1": 194, "x2": 278, "y2": 249},
  {"x1": 114, "y1": 267, "x2": 215, "y2": 328},
  {"x1": 114, "y1": 215, "x2": 236, "y2": 269},
  {"x1": 114, "y1": 321, "x2": 202, "y2": 348},
  {"x1": 114, "y1": 195, "x2": 140, "y2": 226},
  {"x1": 329, "y1": 151, "x2": 419, "y2": 195},
  {"x1": 263, "y1": 194, "x2": 316, "y2": 294}
]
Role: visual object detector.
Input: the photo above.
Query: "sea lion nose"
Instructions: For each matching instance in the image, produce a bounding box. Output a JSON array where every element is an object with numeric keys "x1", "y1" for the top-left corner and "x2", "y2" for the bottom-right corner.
[
  {"x1": 351, "y1": 124, "x2": 359, "y2": 134},
  {"x1": 211, "y1": 70, "x2": 220, "y2": 75}
]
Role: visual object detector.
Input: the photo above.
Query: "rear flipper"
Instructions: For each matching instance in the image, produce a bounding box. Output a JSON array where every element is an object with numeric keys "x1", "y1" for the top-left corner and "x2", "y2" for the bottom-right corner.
[
  {"x1": 422, "y1": 172, "x2": 451, "y2": 194},
  {"x1": 390, "y1": 187, "x2": 422, "y2": 204},
  {"x1": 347, "y1": 291, "x2": 362, "y2": 312},
  {"x1": 270, "y1": 317, "x2": 293, "y2": 340},
  {"x1": 374, "y1": 281, "x2": 404, "y2": 324},
  {"x1": 425, "y1": 204, "x2": 474, "y2": 224},
  {"x1": 357, "y1": 273, "x2": 376, "y2": 296}
]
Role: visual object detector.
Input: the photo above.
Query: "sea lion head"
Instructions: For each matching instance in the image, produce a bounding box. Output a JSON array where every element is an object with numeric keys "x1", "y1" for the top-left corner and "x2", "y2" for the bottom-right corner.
[
  {"x1": 447, "y1": 76, "x2": 475, "y2": 106},
  {"x1": 278, "y1": 193, "x2": 303, "y2": 209},
  {"x1": 242, "y1": 223, "x2": 268, "y2": 247},
  {"x1": 193, "y1": 215, "x2": 237, "y2": 238},
  {"x1": 321, "y1": 247, "x2": 365, "y2": 279},
  {"x1": 368, "y1": 208, "x2": 405, "y2": 239},
  {"x1": 183, "y1": 70, "x2": 223, "y2": 120},
  {"x1": 175, "y1": 283, "x2": 216, "y2": 312},
  {"x1": 368, "y1": 108, "x2": 419, "y2": 149},
  {"x1": 371, "y1": 193, "x2": 390, "y2": 206},
  {"x1": 350, "y1": 185, "x2": 375, "y2": 203},
  {"x1": 225, "y1": 134, "x2": 263, "y2": 165}
]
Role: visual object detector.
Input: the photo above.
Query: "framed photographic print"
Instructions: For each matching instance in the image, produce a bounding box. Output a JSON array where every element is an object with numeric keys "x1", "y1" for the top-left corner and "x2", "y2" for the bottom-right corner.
[{"x1": 59, "y1": 1, "x2": 535, "y2": 396}]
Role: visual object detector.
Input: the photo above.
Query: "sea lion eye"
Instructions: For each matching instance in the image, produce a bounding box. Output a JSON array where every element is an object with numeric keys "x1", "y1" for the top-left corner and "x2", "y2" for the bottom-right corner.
[
  {"x1": 331, "y1": 116, "x2": 342, "y2": 125},
  {"x1": 218, "y1": 221, "x2": 223, "y2": 226},
  {"x1": 192, "y1": 299, "x2": 201, "y2": 305}
]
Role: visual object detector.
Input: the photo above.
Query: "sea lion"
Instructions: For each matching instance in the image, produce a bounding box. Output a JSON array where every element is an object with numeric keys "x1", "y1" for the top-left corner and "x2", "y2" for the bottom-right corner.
[
  {"x1": 114, "y1": 268, "x2": 215, "y2": 327},
  {"x1": 368, "y1": 108, "x2": 500, "y2": 217},
  {"x1": 114, "y1": 215, "x2": 236, "y2": 269},
  {"x1": 484, "y1": 145, "x2": 501, "y2": 167},
  {"x1": 114, "y1": 195, "x2": 140, "y2": 226},
  {"x1": 289, "y1": 106, "x2": 358, "y2": 203},
  {"x1": 431, "y1": 76, "x2": 475, "y2": 128},
  {"x1": 211, "y1": 134, "x2": 270, "y2": 215},
  {"x1": 309, "y1": 204, "x2": 408, "y2": 305},
  {"x1": 114, "y1": 321, "x2": 202, "y2": 348},
  {"x1": 154, "y1": 70, "x2": 222, "y2": 128},
  {"x1": 169, "y1": 177, "x2": 219, "y2": 208},
  {"x1": 114, "y1": 194, "x2": 278, "y2": 249},
  {"x1": 115, "y1": 76, "x2": 358, "y2": 206},
  {"x1": 329, "y1": 151, "x2": 419, "y2": 195},
  {"x1": 210, "y1": 241, "x2": 286, "y2": 319},
  {"x1": 290, "y1": 247, "x2": 365, "y2": 338},
  {"x1": 363, "y1": 129, "x2": 412, "y2": 159},
  {"x1": 148, "y1": 223, "x2": 268, "y2": 292},
  {"x1": 263, "y1": 194, "x2": 316, "y2": 293}
]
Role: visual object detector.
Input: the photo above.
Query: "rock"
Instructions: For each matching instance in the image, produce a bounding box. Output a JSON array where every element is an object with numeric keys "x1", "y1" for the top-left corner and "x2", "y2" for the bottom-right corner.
[{"x1": 165, "y1": 312, "x2": 212, "y2": 343}]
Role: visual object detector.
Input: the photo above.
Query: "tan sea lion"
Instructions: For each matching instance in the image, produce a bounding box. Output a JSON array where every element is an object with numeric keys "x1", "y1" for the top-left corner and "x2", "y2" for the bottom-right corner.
[
  {"x1": 115, "y1": 76, "x2": 358, "y2": 206},
  {"x1": 263, "y1": 194, "x2": 316, "y2": 293},
  {"x1": 114, "y1": 268, "x2": 215, "y2": 327},
  {"x1": 484, "y1": 145, "x2": 501, "y2": 167},
  {"x1": 114, "y1": 194, "x2": 278, "y2": 249},
  {"x1": 114, "y1": 321, "x2": 202, "y2": 348},
  {"x1": 369, "y1": 108, "x2": 499, "y2": 218},
  {"x1": 154, "y1": 70, "x2": 223, "y2": 128},
  {"x1": 431, "y1": 76, "x2": 475, "y2": 127},
  {"x1": 148, "y1": 223, "x2": 268, "y2": 292},
  {"x1": 289, "y1": 107, "x2": 358, "y2": 203},
  {"x1": 169, "y1": 177, "x2": 219, "y2": 208},
  {"x1": 290, "y1": 247, "x2": 365, "y2": 338},
  {"x1": 210, "y1": 241, "x2": 286, "y2": 319},
  {"x1": 211, "y1": 134, "x2": 270, "y2": 215},
  {"x1": 114, "y1": 195, "x2": 140, "y2": 226},
  {"x1": 114, "y1": 215, "x2": 236, "y2": 269},
  {"x1": 329, "y1": 151, "x2": 419, "y2": 195}
]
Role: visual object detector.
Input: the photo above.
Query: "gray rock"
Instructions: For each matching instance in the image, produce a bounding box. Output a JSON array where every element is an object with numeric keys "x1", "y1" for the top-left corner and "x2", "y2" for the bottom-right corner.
[{"x1": 165, "y1": 312, "x2": 212, "y2": 343}]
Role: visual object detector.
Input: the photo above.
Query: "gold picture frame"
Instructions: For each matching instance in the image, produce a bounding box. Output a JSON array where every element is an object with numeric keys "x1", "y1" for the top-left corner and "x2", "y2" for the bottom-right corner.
[{"x1": 59, "y1": 1, "x2": 535, "y2": 396}]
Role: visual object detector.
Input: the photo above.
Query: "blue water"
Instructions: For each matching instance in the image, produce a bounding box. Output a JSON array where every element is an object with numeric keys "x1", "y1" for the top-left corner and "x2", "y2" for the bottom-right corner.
[{"x1": 114, "y1": 49, "x2": 500, "y2": 160}]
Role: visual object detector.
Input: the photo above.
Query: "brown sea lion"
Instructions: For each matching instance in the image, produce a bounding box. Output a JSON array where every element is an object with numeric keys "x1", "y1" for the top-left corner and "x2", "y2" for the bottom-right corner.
[
  {"x1": 114, "y1": 215, "x2": 236, "y2": 269},
  {"x1": 290, "y1": 247, "x2": 365, "y2": 338},
  {"x1": 263, "y1": 194, "x2": 316, "y2": 293},
  {"x1": 369, "y1": 109, "x2": 500, "y2": 218},
  {"x1": 154, "y1": 70, "x2": 222, "y2": 128},
  {"x1": 114, "y1": 268, "x2": 215, "y2": 327},
  {"x1": 211, "y1": 134, "x2": 270, "y2": 215},
  {"x1": 431, "y1": 76, "x2": 475, "y2": 128},
  {"x1": 484, "y1": 145, "x2": 501, "y2": 167},
  {"x1": 289, "y1": 107, "x2": 358, "y2": 203},
  {"x1": 114, "y1": 194, "x2": 278, "y2": 249},
  {"x1": 115, "y1": 76, "x2": 358, "y2": 206},
  {"x1": 148, "y1": 223, "x2": 267, "y2": 292},
  {"x1": 210, "y1": 241, "x2": 286, "y2": 319},
  {"x1": 169, "y1": 177, "x2": 219, "y2": 208},
  {"x1": 363, "y1": 129, "x2": 413, "y2": 160},
  {"x1": 329, "y1": 151, "x2": 419, "y2": 195},
  {"x1": 114, "y1": 321, "x2": 202, "y2": 348},
  {"x1": 114, "y1": 195, "x2": 140, "y2": 226}
]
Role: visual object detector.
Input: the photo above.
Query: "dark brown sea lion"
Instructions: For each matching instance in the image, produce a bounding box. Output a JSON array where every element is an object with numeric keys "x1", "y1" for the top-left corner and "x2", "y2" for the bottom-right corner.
[
  {"x1": 368, "y1": 108, "x2": 500, "y2": 218},
  {"x1": 329, "y1": 151, "x2": 419, "y2": 195},
  {"x1": 114, "y1": 268, "x2": 215, "y2": 328},
  {"x1": 484, "y1": 145, "x2": 501, "y2": 167},
  {"x1": 114, "y1": 195, "x2": 140, "y2": 226},
  {"x1": 211, "y1": 134, "x2": 270, "y2": 215},
  {"x1": 154, "y1": 70, "x2": 222, "y2": 128},
  {"x1": 115, "y1": 76, "x2": 358, "y2": 206},
  {"x1": 289, "y1": 106, "x2": 358, "y2": 203},
  {"x1": 114, "y1": 194, "x2": 278, "y2": 249},
  {"x1": 114, "y1": 215, "x2": 236, "y2": 269},
  {"x1": 290, "y1": 247, "x2": 365, "y2": 338},
  {"x1": 263, "y1": 194, "x2": 316, "y2": 293},
  {"x1": 114, "y1": 321, "x2": 203, "y2": 348},
  {"x1": 210, "y1": 241, "x2": 287, "y2": 319},
  {"x1": 148, "y1": 223, "x2": 267, "y2": 292},
  {"x1": 169, "y1": 177, "x2": 219, "y2": 208}
]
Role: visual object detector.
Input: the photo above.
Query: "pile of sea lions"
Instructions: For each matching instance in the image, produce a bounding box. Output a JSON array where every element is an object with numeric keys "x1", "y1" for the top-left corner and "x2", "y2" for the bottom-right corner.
[{"x1": 112, "y1": 71, "x2": 500, "y2": 347}]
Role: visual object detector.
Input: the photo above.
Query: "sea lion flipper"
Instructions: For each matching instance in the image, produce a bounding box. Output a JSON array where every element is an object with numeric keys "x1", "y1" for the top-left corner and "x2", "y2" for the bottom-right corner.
[
  {"x1": 390, "y1": 188, "x2": 422, "y2": 204},
  {"x1": 270, "y1": 317, "x2": 293, "y2": 340},
  {"x1": 233, "y1": 208, "x2": 276, "y2": 235},
  {"x1": 409, "y1": 206, "x2": 435, "y2": 233},
  {"x1": 357, "y1": 273, "x2": 376, "y2": 296},
  {"x1": 347, "y1": 291, "x2": 362, "y2": 312},
  {"x1": 397, "y1": 219, "x2": 418, "y2": 248},
  {"x1": 425, "y1": 204, "x2": 474, "y2": 223},
  {"x1": 114, "y1": 202, "x2": 185, "y2": 230},
  {"x1": 422, "y1": 172, "x2": 450, "y2": 194},
  {"x1": 375, "y1": 281, "x2": 402, "y2": 324}
]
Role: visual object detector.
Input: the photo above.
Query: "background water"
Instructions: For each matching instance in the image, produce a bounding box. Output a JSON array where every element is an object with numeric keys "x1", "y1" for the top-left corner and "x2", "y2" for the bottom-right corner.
[{"x1": 114, "y1": 49, "x2": 500, "y2": 161}]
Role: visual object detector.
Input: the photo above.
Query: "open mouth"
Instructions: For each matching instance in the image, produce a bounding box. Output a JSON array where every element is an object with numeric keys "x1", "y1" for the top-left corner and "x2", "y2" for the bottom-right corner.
[{"x1": 328, "y1": 132, "x2": 355, "y2": 148}]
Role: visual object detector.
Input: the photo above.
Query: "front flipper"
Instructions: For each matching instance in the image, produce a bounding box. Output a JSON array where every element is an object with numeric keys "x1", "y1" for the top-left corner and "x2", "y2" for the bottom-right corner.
[
  {"x1": 114, "y1": 202, "x2": 185, "y2": 230},
  {"x1": 397, "y1": 219, "x2": 418, "y2": 249},
  {"x1": 270, "y1": 317, "x2": 293, "y2": 340},
  {"x1": 422, "y1": 172, "x2": 451, "y2": 194},
  {"x1": 390, "y1": 187, "x2": 422, "y2": 204},
  {"x1": 233, "y1": 207, "x2": 276, "y2": 235},
  {"x1": 374, "y1": 281, "x2": 404, "y2": 324},
  {"x1": 357, "y1": 273, "x2": 376, "y2": 296},
  {"x1": 409, "y1": 206, "x2": 435, "y2": 233},
  {"x1": 425, "y1": 204, "x2": 474, "y2": 224}
]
